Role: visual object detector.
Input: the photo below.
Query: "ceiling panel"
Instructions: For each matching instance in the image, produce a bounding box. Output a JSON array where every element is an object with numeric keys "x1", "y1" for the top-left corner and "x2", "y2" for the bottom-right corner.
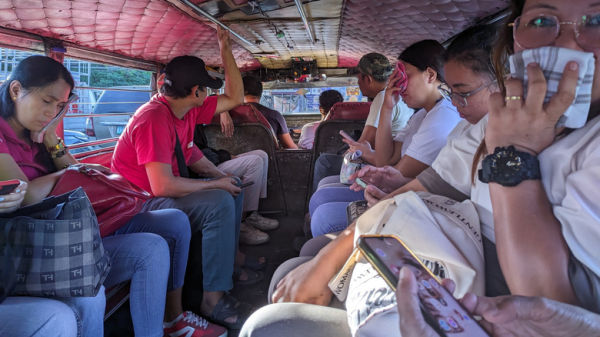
[
  {"x1": 0, "y1": 0, "x2": 260, "y2": 70},
  {"x1": 337, "y1": 0, "x2": 509, "y2": 67}
]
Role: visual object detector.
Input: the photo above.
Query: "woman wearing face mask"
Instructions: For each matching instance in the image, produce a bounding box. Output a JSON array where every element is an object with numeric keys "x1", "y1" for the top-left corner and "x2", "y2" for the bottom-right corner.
[
  {"x1": 481, "y1": 0, "x2": 600, "y2": 310},
  {"x1": 0, "y1": 56, "x2": 209, "y2": 337},
  {"x1": 308, "y1": 40, "x2": 461, "y2": 238}
]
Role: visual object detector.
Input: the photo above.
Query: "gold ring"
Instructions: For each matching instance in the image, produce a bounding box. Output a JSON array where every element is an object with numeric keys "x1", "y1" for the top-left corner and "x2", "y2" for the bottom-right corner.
[{"x1": 505, "y1": 95, "x2": 522, "y2": 101}]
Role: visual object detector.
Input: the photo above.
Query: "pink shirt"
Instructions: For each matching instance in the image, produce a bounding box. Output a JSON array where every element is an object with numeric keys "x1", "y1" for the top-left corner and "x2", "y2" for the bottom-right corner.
[
  {"x1": 111, "y1": 94, "x2": 217, "y2": 194},
  {"x1": 0, "y1": 117, "x2": 54, "y2": 180}
]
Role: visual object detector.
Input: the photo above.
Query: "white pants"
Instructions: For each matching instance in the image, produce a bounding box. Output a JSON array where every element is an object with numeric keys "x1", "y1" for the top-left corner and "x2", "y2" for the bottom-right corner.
[{"x1": 218, "y1": 149, "x2": 268, "y2": 212}]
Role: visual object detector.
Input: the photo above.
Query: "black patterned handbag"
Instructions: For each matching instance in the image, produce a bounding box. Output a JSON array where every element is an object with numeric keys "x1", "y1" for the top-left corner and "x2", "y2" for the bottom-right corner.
[{"x1": 0, "y1": 187, "x2": 110, "y2": 297}]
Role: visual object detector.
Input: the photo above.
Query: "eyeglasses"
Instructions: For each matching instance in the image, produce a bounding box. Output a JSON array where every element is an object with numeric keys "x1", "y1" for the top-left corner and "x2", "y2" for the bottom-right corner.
[
  {"x1": 510, "y1": 13, "x2": 600, "y2": 50},
  {"x1": 438, "y1": 80, "x2": 496, "y2": 108}
]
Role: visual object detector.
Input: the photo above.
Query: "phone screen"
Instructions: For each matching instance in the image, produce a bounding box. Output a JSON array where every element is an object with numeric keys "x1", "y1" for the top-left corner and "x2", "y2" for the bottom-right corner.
[
  {"x1": 358, "y1": 235, "x2": 489, "y2": 337},
  {"x1": 0, "y1": 180, "x2": 20, "y2": 195}
]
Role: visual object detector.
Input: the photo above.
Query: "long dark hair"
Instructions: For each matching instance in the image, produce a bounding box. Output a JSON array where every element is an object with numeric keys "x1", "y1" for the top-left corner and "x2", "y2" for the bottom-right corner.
[
  {"x1": 0, "y1": 56, "x2": 75, "y2": 119},
  {"x1": 445, "y1": 24, "x2": 499, "y2": 82},
  {"x1": 399, "y1": 40, "x2": 447, "y2": 83},
  {"x1": 471, "y1": 0, "x2": 525, "y2": 183}
]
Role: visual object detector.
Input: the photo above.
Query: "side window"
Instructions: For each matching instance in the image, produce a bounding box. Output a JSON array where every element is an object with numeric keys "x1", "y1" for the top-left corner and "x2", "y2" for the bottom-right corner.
[
  {"x1": 62, "y1": 58, "x2": 152, "y2": 153},
  {"x1": 0, "y1": 48, "x2": 43, "y2": 81}
]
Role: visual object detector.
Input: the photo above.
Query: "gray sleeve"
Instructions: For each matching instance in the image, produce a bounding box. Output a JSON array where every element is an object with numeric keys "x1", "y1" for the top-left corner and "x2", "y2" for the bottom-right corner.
[
  {"x1": 416, "y1": 167, "x2": 470, "y2": 202},
  {"x1": 569, "y1": 253, "x2": 600, "y2": 314}
]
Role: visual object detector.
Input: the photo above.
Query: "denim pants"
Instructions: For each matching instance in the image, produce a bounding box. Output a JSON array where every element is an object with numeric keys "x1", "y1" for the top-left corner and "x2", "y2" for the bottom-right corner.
[
  {"x1": 142, "y1": 189, "x2": 243, "y2": 292},
  {"x1": 103, "y1": 210, "x2": 186, "y2": 337},
  {"x1": 308, "y1": 186, "x2": 364, "y2": 237},
  {"x1": 0, "y1": 289, "x2": 105, "y2": 337}
]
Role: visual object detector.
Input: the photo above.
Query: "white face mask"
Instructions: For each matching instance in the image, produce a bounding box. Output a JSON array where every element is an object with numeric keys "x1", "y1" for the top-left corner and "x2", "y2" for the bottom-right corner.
[{"x1": 509, "y1": 46, "x2": 595, "y2": 128}]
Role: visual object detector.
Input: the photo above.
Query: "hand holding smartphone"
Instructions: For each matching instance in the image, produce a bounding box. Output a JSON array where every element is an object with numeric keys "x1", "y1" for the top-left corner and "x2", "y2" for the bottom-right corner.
[
  {"x1": 357, "y1": 235, "x2": 489, "y2": 337},
  {"x1": 0, "y1": 179, "x2": 21, "y2": 195},
  {"x1": 354, "y1": 177, "x2": 368, "y2": 189}
]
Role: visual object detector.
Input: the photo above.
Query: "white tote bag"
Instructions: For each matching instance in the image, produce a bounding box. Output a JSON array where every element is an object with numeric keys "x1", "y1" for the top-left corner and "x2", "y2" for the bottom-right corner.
[{"x1": 329, "y1": 191, "x2": 485, "y2": 336}]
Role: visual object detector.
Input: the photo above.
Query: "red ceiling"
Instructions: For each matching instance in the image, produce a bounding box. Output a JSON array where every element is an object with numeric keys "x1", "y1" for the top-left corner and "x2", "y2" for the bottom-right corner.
[
  {"x1": 337, "y1": 0, "x2": 508, "y2": 65},
  {"x1": 0, "y1": 0, "x2": 508, "y2": 70},
  {"x1": 0, "y1": 0, "x2": 260, "y2": 70}
]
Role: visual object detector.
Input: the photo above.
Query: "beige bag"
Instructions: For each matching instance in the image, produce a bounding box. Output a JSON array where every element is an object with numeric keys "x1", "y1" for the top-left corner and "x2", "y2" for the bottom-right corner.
[{"x1": 329, "y1": 191, "x2": 485, "y2": 336}]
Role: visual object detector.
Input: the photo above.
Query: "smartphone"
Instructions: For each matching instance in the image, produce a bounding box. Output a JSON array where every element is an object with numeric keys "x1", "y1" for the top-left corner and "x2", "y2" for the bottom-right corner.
[
  {"x1": 339, "y1": 130, "x2": 355, "y2": 142},
  {"x1": 0, "y1": 179, "x2": 21, "y2": 195},
  {"x1": 355, "y1": 177, "x2": 368, "y2": 188},
  {"x1": 240, "y1": 181, "x2": 254, "y2": 188},
  {"x1": 357, "y1": 235, "x2": 489, "y2": 337}
]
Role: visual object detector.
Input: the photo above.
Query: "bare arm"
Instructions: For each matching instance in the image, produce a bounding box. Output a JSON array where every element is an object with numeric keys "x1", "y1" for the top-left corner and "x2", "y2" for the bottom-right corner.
[
  {"x1": 358, "y1": 125, "x2": 377, "y2": 146},
  {"x1": 214, "y1": 27, "x2": 244, "y2": 114},
  {"x1": 483, "y1": 63, "x2": 580, "y2": 303},
  {"x1": 490, "y1": 181, "x2": 577, "y2": 303},
  {"x1": 392, "y1": 155, "x2": 429, "y2": 179},
  {"x1": 279, "y1": 133, "x2": 298, "y2": 149},
  {"x1": 189, "y1": 156, "x2": 227, "y2": 178},
  {"x1": 145, "y1": 161, "x2": 239, "y2": 198},
  {"x1": 0, "y1": 153, "x2": 64, "y2": 206},
  {"x1": 272, "y1": 222, "x2": 356, "y2": 304},
  {"x1": 375, "y1": 72, "x2": 405, "y2": 166}
]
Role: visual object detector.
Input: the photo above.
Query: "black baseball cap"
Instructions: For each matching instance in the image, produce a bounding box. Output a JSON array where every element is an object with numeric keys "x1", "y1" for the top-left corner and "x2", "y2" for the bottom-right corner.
[{"x1": 163, "y1": 55, "x2": 223, "y2": 90}]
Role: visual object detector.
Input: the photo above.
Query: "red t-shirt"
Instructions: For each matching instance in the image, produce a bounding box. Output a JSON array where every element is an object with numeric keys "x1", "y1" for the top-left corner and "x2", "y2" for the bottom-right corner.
[
  {"x1": 0, "y1": 117, "x2": 54, "y2": 180},
  {"x1": 111, "y1": 94, "x2": 217, "y2": 194}
]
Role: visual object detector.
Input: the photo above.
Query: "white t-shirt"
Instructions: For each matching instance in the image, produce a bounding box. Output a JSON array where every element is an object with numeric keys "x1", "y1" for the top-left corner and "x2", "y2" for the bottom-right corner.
[
  {"x1": 433, "y1": 114, "x2": 600, "y2": 278},
  {"x1": 365, "y1": 90, "x2": 413, "y2": 138},
  {"x1": 298, "y1": 120, "x2": 320, "y2": 149},
  {"x1": 394, "y1": 98, "x2": 461, "y2": 166}
]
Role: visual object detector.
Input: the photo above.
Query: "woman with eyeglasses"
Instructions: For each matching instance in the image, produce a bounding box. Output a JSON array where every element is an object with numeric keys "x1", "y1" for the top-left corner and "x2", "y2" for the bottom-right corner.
[{"x1": 480, "y1": 0, "x2": 600, "y2": 309}]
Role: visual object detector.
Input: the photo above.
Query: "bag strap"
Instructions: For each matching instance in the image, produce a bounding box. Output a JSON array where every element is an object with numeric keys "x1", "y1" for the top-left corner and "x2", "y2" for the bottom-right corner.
[{"x1": 155, "y1": 99, "x2": 190, "y2": 178}]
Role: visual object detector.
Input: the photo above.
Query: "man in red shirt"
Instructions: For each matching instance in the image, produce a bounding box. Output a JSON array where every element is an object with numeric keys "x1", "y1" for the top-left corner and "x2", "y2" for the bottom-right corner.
[{"x1": 112, "y1": 28, "x2": 249, "y2": 333}]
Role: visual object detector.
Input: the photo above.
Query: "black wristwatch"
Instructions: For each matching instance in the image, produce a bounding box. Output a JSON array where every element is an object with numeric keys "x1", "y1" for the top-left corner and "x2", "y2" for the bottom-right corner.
[{"x1": 478, "y1": 146, "x2": 541, "y2": 187}]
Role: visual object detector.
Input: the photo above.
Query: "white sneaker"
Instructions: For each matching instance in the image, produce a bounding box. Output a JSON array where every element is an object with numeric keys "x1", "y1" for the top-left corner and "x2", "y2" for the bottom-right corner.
[
  {"x1": 245, "y1": 212, "x2": 279, "y2": 231},
  {"x1": 240, "y1": 221, "x2": 269, "y2": 245}
]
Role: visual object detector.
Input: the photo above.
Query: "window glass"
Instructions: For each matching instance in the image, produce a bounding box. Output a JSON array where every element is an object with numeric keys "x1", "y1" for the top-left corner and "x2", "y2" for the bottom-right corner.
[
  {"x1": 62, "y1": 57, "x2": 152, "y2": 152},
  {"x1": 0, "y1": 48, "x2": 43, "y2": 82}
]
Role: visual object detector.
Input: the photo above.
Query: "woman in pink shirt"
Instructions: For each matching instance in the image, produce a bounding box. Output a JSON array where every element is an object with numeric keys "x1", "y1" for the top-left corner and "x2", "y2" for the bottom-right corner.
[{"x1": 0, "y1": 56, "x2": 225, "y2": 337}]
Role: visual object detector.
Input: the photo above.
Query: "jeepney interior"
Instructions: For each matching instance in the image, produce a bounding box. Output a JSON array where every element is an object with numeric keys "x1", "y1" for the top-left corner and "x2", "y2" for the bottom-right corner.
[{"x1": 0, "y1": 0, "x2": 510, "y2": 335}]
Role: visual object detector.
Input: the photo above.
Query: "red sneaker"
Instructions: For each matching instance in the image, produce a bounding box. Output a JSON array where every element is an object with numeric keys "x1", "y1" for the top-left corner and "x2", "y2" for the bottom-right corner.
[{"x1": 164, "y1": 311, "x2": 228, "y2": 337}]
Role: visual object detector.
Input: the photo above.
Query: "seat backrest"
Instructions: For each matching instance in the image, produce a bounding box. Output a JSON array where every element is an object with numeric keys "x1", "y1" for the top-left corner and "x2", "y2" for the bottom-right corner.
[
  {"x1": 325, "y1": 102, "x2": 371, "y2": 121},
  {"x1": 211, "y1": 104, "x2": 280, "y2": 148},
  {"x1": 197, "y1": 123, "x2": 286, "y2": 213}
]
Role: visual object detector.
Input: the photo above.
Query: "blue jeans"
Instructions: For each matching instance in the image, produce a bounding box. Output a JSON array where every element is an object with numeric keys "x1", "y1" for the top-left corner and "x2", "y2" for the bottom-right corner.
[
  {"x1": 142, "y1": 189, "x2": 243, "y2": 292},
  {"x1": 309, "y1": 186, "x2": 364, "y2": 216},
  {"x1": 113, "y1": 209, "x2": 191, "y2": 291},
  {"x1": 309, "y1": 186, "x2": 364, "y2": 237},
  {"x1": 103, "y1": 210, "x2": 180, "y2": 337},
  {"x1": 0, "y1": 289, "x2": 105, "y2": 337}
]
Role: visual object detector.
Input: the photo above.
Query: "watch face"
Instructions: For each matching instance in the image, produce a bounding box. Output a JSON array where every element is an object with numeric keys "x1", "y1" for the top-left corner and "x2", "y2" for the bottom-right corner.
[{"x1": 480, "y1": 146, "x2": 540, "y2": 186}]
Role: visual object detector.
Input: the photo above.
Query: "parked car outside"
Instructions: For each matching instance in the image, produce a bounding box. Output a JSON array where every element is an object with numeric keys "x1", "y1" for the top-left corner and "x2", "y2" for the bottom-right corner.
[{"x1": 85, "y1": 86, "x2": 151, "y2": 140}]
